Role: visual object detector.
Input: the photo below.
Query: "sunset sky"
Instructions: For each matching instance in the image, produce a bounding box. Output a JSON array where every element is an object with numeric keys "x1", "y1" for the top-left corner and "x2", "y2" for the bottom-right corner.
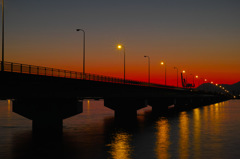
[{"x1": 1, "y1": 0, "x2": 240, "y2": 86}]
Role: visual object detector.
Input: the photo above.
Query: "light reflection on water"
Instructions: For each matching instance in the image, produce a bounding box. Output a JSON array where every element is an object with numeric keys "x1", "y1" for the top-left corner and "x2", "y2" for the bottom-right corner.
[
  {"x1": 0, "y1": 100, "x2": 240, "y2": 159},
  {"x1": 193, "y1": 108, "x2": 201, "y2": 159},
  {"x1": 155, "y1": 117, "x2": 170, "y2": 159},
  {"x1": 7, "y1": 100, "x2": 11, "y2": 112},
  {"x1": 179, "y1": 112, "x2": 189, "y2": 159},
  {"x1": 107, "y1": 131, "x2": 132, "y2": 159}
]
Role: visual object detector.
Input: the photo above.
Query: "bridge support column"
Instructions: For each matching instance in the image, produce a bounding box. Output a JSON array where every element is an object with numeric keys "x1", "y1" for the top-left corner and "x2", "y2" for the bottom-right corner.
[
  {"x1": 174, "y1": 98, "x2": 193, "y2": 110},
  {"x1": 148, "y1": 98, "x2": 174, "y2": 113},
  {"x1": 13, "y1": 98, "x2": 83, "y2": 135},
  {"x1": 32, "y1": 107, "x2": 63, "y2": 134},
  {"x1": 104, "y1": 98, "x2": 147, "y2": 119},
  {"x1": 174, "y1": 97, "x2": 213, "y2": 110}
]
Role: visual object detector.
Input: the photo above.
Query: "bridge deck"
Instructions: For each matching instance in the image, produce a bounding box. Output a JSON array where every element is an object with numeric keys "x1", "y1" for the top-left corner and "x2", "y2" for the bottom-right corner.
[{"x1": 0, "y1": 61, "x2": 231, "y2": 100}]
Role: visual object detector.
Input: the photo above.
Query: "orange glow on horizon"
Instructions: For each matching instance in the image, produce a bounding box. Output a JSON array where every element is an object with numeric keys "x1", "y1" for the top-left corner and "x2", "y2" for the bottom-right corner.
[{"x1": 11, "y1": 47, "x2": 239, "y2": 86}]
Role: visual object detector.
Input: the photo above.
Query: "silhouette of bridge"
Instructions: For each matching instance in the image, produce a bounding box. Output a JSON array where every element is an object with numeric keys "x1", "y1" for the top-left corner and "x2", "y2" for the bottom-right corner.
[{"x1": 0, "y1": 61, "x2": 232, "y2": 133}]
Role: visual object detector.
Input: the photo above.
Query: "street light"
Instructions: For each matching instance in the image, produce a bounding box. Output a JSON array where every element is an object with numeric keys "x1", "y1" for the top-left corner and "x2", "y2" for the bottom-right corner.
[
  {"x1": 117, "y1": 44, "x2": 126, "y2": 83},
  {"x1": 76, "y1": 29, "x2": 86, "y2": 75},
  {"x1": 117, "y1": 45, "x2": 122, "y2": 49},
  {"x1": 174, "y1": 67, "x2": 178, "y2": 87},
  {"x1": 1, "y1": 0, "x2": 4, "y2": 71},
  {"x1": 195, "y1": 75, "x2": 199, "y2": 87},
  {"x1": 161, "y1": 61, "x2": 166, "y2": 85},
  {"x1": 144, "y1": 56, "x2": 150, "y2": 84}
]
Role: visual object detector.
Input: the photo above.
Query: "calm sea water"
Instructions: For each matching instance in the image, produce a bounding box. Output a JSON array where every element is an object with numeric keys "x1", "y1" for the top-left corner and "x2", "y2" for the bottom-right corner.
[{"x1": 1, "y1": 99, "x2": 240, "y2": 159}]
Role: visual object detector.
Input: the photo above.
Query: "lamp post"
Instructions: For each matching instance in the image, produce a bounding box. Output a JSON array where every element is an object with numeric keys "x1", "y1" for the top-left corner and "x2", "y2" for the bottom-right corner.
[
  {"x1": 182, "y1": 70, "x2": 186, "y2": 88},
  {"x1": 174, "y1": 66, "x2": 178, "y2": 87},
  {"x1": 190, "y1": 73, "x2": 194, "y2": 86},
  {"x1": 144, "y1": 56, "x2": 150, "y2": 84},
  {"x1": 195, "y1": 75, "x2": 199, "y2": 87},
  {"x1": 117, "y1": 44, "x2": 125, "y2": 83},
  {"x1": 161, "y1": 61, "x2": 166, "y2": 85},
  {"x1": 76, "y1": 29, "x2": 86, "y2": 75},
  {"x1": 1, "y1": 0, "x2": 4, "y2": 71}
]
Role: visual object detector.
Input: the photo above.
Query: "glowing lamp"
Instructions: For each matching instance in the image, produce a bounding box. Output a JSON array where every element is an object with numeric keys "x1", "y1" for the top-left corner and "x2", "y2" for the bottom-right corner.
[{"x1": 117, "y1": 44, "x2": 122, "y2": 49}]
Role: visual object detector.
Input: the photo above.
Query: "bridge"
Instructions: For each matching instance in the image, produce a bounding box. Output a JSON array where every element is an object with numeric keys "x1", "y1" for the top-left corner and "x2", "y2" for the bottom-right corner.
[{"x1": 0, "y1": 61, "x2": 232, "y2": 133}]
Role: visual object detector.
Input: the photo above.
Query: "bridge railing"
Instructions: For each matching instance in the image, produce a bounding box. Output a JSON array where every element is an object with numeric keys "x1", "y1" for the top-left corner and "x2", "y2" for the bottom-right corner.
[{"x1": 0, "y1": 61, "x2": 178, "y2": 89}]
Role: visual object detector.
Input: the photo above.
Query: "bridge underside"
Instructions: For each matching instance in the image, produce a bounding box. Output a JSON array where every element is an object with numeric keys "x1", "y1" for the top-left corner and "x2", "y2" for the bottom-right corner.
[
  {"x1": 10, "y1": 95, "x2": 229, "y2": 134},
  {"x1": 104, "y1": 98, "x2": 147, "y2": 118}
]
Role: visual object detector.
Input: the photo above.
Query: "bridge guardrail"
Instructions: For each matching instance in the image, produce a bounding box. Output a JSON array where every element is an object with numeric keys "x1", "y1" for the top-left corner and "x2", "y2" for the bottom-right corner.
[{"x1": 0, "y1": 61, "x2": 179, "y2": 89}]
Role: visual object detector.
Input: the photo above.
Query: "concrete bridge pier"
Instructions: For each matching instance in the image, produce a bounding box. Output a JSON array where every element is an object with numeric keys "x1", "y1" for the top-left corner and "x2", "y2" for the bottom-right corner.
[
  {"x1": 174, "y1": 97, "x2": 212, "y2": 110},
  {"x1": 192, "y1": 96, "x2": 218, "y2": 107},
  {"x1": 174, "y1": 97, "x2": 194, "y2": 110},
  {"x1": 173, "y1": 96, "x2": 226, "y2": 110},
  {"x1": 148, "y1": 98, "x2": 174, "y2": 113},
  {"x1": 104, "y1": 98, "x2": 147, "y2": 119},
  {"x1": 13, "y1": 98, "x2": 83, "y2": 135}
]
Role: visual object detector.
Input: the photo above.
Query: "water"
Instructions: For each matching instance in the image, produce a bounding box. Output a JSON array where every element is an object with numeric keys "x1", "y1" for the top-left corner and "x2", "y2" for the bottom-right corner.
[{"x1": 1, "y1": 99, "x2": 240, "y2": 159}]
